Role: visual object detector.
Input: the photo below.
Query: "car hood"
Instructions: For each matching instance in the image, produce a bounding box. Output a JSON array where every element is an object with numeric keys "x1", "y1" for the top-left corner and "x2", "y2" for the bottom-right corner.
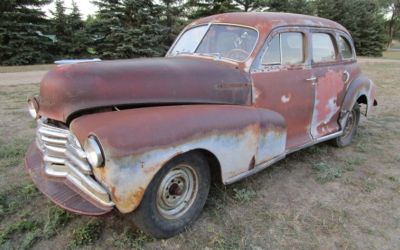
[{"x1": 38, "y1": 57, "x2": 252, "y2": 123}]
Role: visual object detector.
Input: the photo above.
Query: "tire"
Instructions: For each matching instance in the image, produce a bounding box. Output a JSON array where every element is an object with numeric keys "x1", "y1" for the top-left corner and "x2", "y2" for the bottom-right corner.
[
  {"x1": 333, "y1": 103, "x2": 361, "y2": 147},
  {"x1": 130, "y1": 152, "x2": 211, "y2": 238}
]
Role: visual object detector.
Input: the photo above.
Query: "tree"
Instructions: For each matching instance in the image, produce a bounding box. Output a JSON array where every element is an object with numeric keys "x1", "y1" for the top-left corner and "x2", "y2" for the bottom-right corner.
[
  {"x1": 186, "y1": 0, "x2": 238, "y2": 19},
  {"x1": 233, "y1": 0, "x2": 269, "y2": 11},
  {"x1": 383, "y1": 0, "x2": 400, "y2": 46},
  {"x1": 90, "y1": 0, "x2": 168, "y2": 59},
  {"x1": 0, "y1": 0, "x2": 54, "y2": 65},
  {"x1": 315, "y1": 0, "x2": 386, "y2": 56},
  {"x1": 267, "y1": 0, "x2": 314, "y2": 15}
]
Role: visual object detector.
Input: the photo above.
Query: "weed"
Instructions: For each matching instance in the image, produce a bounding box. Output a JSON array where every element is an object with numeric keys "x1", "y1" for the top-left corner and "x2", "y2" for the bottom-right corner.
[
  {"x1": 0, "y1": 183, "x2": 39, "y2": 219},
  {"x1": 112, "y1": 228, "x2": 153, "y2": 249},
  {"x1": 395, "y1": 155, "x2": 400, "y2": 162},
  {"x1": 69, "y1": 220, "x2": 103, "y2": 248},
  {"x1": 344, "y1": 156, "x2": 366, "y2": 171},
  {"x1": 43, "y1": 206, "x2": 73, "y2": 239},
  {"x1": 0, "y1": 138, "x2": 30, "y2": 168},
  {"x1": 232, "y1": 188, "x2": 256, "y2": 203},
  {"x1": 362, "y1": 181, "x2": 376, "y2": 193},
  {"x1": 0, "y1": 219, "x2": 42, "y2": 245},
  {"x1": 387, "y1": 176, "x2": 397, "y2": 182},
  {"x1": 313, "y1": 162, "x2": 343, "y2": 183}
]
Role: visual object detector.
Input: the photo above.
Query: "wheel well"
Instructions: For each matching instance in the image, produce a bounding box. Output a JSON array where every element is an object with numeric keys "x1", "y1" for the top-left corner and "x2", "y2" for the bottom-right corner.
[
  {"x1": 189, "y1": 149, "x2": 222, "y2": 184},
  {"x1": 356, "y1": 95, "x2": 368, "y2": 115},
  {"x1": 357, "y1": 95, "x2": 367, "y2": 105}
]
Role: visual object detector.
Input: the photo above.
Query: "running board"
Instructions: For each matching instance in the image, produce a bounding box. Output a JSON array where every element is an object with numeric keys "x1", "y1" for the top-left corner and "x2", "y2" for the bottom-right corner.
[{"x1": 224, "y1": 130, "x2": 343, "y2": 185}]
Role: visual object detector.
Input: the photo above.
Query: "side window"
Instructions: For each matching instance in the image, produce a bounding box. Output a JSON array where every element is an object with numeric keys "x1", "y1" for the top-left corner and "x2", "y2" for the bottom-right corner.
[
  {"x1": 262, "y1": 32, "x2": 304, "y2": 65},
  {"x1": 339, "y1": 35, "x2": 354, "y2": 59},
  {"x1": 312, "y1": 33, "x2": 336, "y2": 63}
]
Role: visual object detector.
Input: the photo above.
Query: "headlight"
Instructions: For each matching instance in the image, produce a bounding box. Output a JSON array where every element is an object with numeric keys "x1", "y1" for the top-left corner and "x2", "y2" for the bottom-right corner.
[
  {"x1": 27, "y1": 96, "x2": 39, "y2": 119},
  {"x1": 84, "y1": 136, "x2": 104, "y2": 168}
]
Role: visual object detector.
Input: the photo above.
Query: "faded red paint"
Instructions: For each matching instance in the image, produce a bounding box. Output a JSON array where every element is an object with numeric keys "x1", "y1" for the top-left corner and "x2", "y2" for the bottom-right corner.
[
  {"x1": 25, "y1": 12, "x2": 377, "y2": 216},
  {"x1": 38, "y1": 57, "x2": 251, "y2": 123}
]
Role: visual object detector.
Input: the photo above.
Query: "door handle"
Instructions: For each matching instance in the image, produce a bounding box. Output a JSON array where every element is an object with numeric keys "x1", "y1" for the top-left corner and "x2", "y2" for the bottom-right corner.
[
  {"x1": 306, "y1": 76, "x2": 317, "y2": 85},
  {"x1": 343, "y1": 70, "x2": 350, "y2": 83}
]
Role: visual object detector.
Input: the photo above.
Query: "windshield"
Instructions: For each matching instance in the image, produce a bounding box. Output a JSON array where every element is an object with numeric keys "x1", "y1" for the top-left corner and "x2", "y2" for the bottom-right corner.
[{"x1": 170, "y1": 24, "x2": 258, "y2": 62}]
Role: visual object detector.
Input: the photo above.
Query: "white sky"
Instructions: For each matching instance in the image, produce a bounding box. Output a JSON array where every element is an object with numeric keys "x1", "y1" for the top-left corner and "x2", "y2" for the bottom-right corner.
[{"x1": 43, "y1": 0, "x2": 97, "y2": 19}]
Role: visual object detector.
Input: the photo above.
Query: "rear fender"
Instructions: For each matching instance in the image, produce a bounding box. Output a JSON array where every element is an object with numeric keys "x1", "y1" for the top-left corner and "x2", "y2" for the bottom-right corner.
[
  {"x1": 341, "y1": 74, "x2": 377, "y2": 117},
  {"x1": 70, "y1": 105, "x2": 286, "y2": 213}
]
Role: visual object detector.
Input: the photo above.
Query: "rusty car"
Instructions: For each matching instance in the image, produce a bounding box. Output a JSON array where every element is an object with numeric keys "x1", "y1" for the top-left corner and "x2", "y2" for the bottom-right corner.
[{"x1": 25, "y1": 12, "x2": 377, "y2": 238}]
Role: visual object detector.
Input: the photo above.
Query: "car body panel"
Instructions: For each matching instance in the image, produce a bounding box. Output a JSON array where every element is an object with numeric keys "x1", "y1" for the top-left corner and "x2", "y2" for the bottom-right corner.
[
  {"x1": 38, "y1": 57, "x2": 251, "y2": 123},
  {"x1": 70, "y1": 105, "x2": 286, "y2": 213}
]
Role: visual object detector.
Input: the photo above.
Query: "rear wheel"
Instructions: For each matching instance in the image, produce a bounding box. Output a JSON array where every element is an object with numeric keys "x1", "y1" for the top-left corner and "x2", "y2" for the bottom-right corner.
[
  {"x1": 333, "y1": 103, "x2": 360, "y2": 147},
  {"x1": 130, "y1": 152, "x2": 210, "y2": 238}
]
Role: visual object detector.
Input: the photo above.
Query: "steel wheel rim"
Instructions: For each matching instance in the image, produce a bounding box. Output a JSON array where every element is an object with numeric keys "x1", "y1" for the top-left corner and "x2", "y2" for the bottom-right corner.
[
  {"x1": 156, "y1": 164, "x2": 199, "y2": 219},
  {"x1": 343, "y1": 110, "x2": 356, "y2": 138}
]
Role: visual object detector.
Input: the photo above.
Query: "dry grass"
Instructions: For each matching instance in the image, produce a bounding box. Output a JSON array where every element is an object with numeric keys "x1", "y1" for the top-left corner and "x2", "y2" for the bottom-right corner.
[
  {"x1": 0, "y1": 64, "x2": 54, "y2": 73},
  {"x1": 0, "y1": 61, "x2": 399, "y2": 249}
]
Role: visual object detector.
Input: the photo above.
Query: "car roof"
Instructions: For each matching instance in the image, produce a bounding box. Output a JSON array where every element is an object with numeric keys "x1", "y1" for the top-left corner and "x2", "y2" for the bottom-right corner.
[{"x1": 188, "y1": 12, "x2": 349, "y2": 35}]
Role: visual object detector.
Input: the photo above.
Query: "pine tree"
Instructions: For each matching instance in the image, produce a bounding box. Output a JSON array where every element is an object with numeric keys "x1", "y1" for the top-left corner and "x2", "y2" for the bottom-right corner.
[
  {"x1": 267, "y1": 0, "x2": 314, "y2": 15},
  {"x1": 90, "y1": 0, "x2": 168, "y2": 59},
  {"x1": 187, "y1": 0, "x2": 239, "y2": 19},
  {"x1": 67, "y1": 0, "x2": 90, "y2": 57},
  {"x1": 315, "y1": 0, "x2": 386, "y2": 56},
  {"x1": 233, "y1": 0, "x2": 269, "y2": 11},
  {"x1": 0, "y1": 0, "x2": 54, "y2": 65}
]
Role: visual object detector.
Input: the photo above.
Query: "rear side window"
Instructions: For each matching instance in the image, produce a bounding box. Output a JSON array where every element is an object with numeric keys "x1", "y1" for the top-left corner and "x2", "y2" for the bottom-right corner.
[
  {"x1": 339, "y1": 36, "x2": 354, "y2": 59},
  {"x1": 312, "y1": 33, "x2": 336, "y2": 63},
  {"x1": 262, "y1": 32, "x2": 304, "y2": 65}
]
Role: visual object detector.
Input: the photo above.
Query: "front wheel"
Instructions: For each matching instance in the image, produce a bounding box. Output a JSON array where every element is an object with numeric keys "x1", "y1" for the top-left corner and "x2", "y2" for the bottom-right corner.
[
  {"x1": 130, "y1": 152, "x2": 210, "y2": 238},
  {"x1": 333, "y1": 103, "x2": 360, "y2": 147}
]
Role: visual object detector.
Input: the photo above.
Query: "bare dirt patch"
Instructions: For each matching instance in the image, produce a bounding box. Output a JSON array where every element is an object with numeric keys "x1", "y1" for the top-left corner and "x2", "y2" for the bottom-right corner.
[{"x1": 0, "y1": 62, "x2": 399, "y2": 249}]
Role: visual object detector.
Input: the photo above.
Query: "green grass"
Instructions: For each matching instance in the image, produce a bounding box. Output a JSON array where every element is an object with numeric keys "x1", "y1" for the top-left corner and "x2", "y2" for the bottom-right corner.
[
  {"x1": 313, "y1": 162, "x2": 344, "y2": 183},
  {"x1": 43, "y1": 206, "x2": 74, "y2": 239},
  {"x1": 0, "y1": 184, "x2": 39, "y2": 220},
  {"x1": 112, "y1": 228, "x2": 154, "y2": 249},
  {"x1": 232, "y1": 188, "x2": 257, "y2": 203},
  {"x1": 0, "y1": 138, "x2": 31, "y2": 169},
  {"x1": 69, "y1": 220, "x2": 104, "y2": 248}
]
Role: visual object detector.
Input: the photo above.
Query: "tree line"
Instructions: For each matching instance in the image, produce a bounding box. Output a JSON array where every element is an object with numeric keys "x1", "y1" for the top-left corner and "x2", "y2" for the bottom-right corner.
[{"x1": 0, "y1": 0, "x2": 399, "y2": 66}]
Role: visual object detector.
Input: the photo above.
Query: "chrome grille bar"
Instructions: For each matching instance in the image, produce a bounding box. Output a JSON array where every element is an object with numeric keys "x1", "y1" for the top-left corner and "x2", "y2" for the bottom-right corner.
[{"x1": 36, "y1": 119, "x2": 114, "y2": 207}]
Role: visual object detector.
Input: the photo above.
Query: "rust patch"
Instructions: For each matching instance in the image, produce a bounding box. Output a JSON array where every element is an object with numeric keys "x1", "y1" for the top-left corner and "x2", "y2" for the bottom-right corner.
[{"x1": 249, "y1": 156, "x2": 256, "y2": 170}]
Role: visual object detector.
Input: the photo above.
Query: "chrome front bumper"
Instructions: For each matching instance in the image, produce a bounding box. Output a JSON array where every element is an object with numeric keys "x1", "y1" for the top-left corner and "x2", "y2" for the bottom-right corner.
[{"x1": 34, "y1": 119, "x2": 114, "y2": 208}]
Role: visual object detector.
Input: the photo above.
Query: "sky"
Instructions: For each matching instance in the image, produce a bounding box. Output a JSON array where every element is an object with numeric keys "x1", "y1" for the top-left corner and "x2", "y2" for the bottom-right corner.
[{"x1": 43, "y1": 0, "x2": 97, "y2": 19}]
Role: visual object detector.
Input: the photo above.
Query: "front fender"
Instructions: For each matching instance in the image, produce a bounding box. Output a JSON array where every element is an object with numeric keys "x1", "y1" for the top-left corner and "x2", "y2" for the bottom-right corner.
[
  {"x1": 70, "y1": 105, "x2": 286, "y2": 213},
  {"x1": 341, "y1": 74, "x2": 377, "y2": 116}
]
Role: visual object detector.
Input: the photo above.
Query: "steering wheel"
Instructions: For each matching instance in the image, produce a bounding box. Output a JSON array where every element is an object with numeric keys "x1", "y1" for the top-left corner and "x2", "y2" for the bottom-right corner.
[{"x1": 225, "y1": 48, "x2": 249, "y2": 60}]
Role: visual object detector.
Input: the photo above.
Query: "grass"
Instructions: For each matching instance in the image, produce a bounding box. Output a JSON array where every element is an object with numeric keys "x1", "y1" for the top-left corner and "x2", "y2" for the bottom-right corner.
[
  {"x1": 0, "y1": 138, "x2": 31, "y2": 169},
  {"x1": 69, "y1": 220, "x2": 104, "y2": 248},
  {"x1": 0, "y1": 64, "x2": 54, "y2": 73},
  {"x1": 382, "y1": 50, "x2": 400, "y2": 60},
  {"x1": 313, "y1": 162, "x2": 344, "y2": 183}
]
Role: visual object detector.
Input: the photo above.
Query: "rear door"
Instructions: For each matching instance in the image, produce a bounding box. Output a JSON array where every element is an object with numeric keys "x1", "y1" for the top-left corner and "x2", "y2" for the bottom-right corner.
[{"x1": 310, "y1": 30, "x2": 348, "y2": 138}]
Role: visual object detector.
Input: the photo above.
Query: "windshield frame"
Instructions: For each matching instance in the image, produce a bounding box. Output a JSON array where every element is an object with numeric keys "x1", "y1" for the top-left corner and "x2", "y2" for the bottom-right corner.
[{"x1": 167, "y1": 23, "x2": 260, "y2": 63}]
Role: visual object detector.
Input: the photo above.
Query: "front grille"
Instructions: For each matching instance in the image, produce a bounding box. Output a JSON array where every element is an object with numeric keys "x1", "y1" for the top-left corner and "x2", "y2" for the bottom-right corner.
[{"x1": 36, "y1": 119, "x2": 114, "y2": 207}]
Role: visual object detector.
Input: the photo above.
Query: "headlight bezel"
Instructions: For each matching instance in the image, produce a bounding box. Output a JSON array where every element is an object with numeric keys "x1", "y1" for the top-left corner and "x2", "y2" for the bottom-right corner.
[
  {"x1": 27, "y1": 96, "x2": 39, "y2": 119},
  {"x1": 84, "y1": 135, "x2": 104, "y2": 168}
]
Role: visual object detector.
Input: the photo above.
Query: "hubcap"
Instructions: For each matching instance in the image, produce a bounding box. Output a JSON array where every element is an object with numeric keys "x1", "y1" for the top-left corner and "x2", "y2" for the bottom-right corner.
[{"x1": 156, "y1": 164, "x2": 198, "y2": 219}]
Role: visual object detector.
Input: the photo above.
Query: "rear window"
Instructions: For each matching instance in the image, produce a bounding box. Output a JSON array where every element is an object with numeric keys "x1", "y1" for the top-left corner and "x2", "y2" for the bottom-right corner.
[
  {"x1": 312, "y1": 33, "x2": 336, "y2": 63},
  {"x1": 262, "y1": 32, "x2": 304, "y2": 65},
  {"x1": 339, "y1": 36, "x2": 354, "y2": 59}
]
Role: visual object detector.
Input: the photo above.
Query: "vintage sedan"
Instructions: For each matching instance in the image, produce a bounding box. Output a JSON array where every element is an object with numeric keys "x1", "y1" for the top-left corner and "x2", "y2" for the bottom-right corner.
[{"x1": 25, "y1": 12, "x2": 377, "y2": 238}]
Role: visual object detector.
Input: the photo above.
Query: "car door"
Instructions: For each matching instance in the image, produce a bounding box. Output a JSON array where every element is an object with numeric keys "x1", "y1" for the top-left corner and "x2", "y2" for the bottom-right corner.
[
  {"x1": 251, "y1": 27, "x2": 315, "y2": 150},
  {"x1": 310, "y1": 30, "x2": 348, "y2": 138}
]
